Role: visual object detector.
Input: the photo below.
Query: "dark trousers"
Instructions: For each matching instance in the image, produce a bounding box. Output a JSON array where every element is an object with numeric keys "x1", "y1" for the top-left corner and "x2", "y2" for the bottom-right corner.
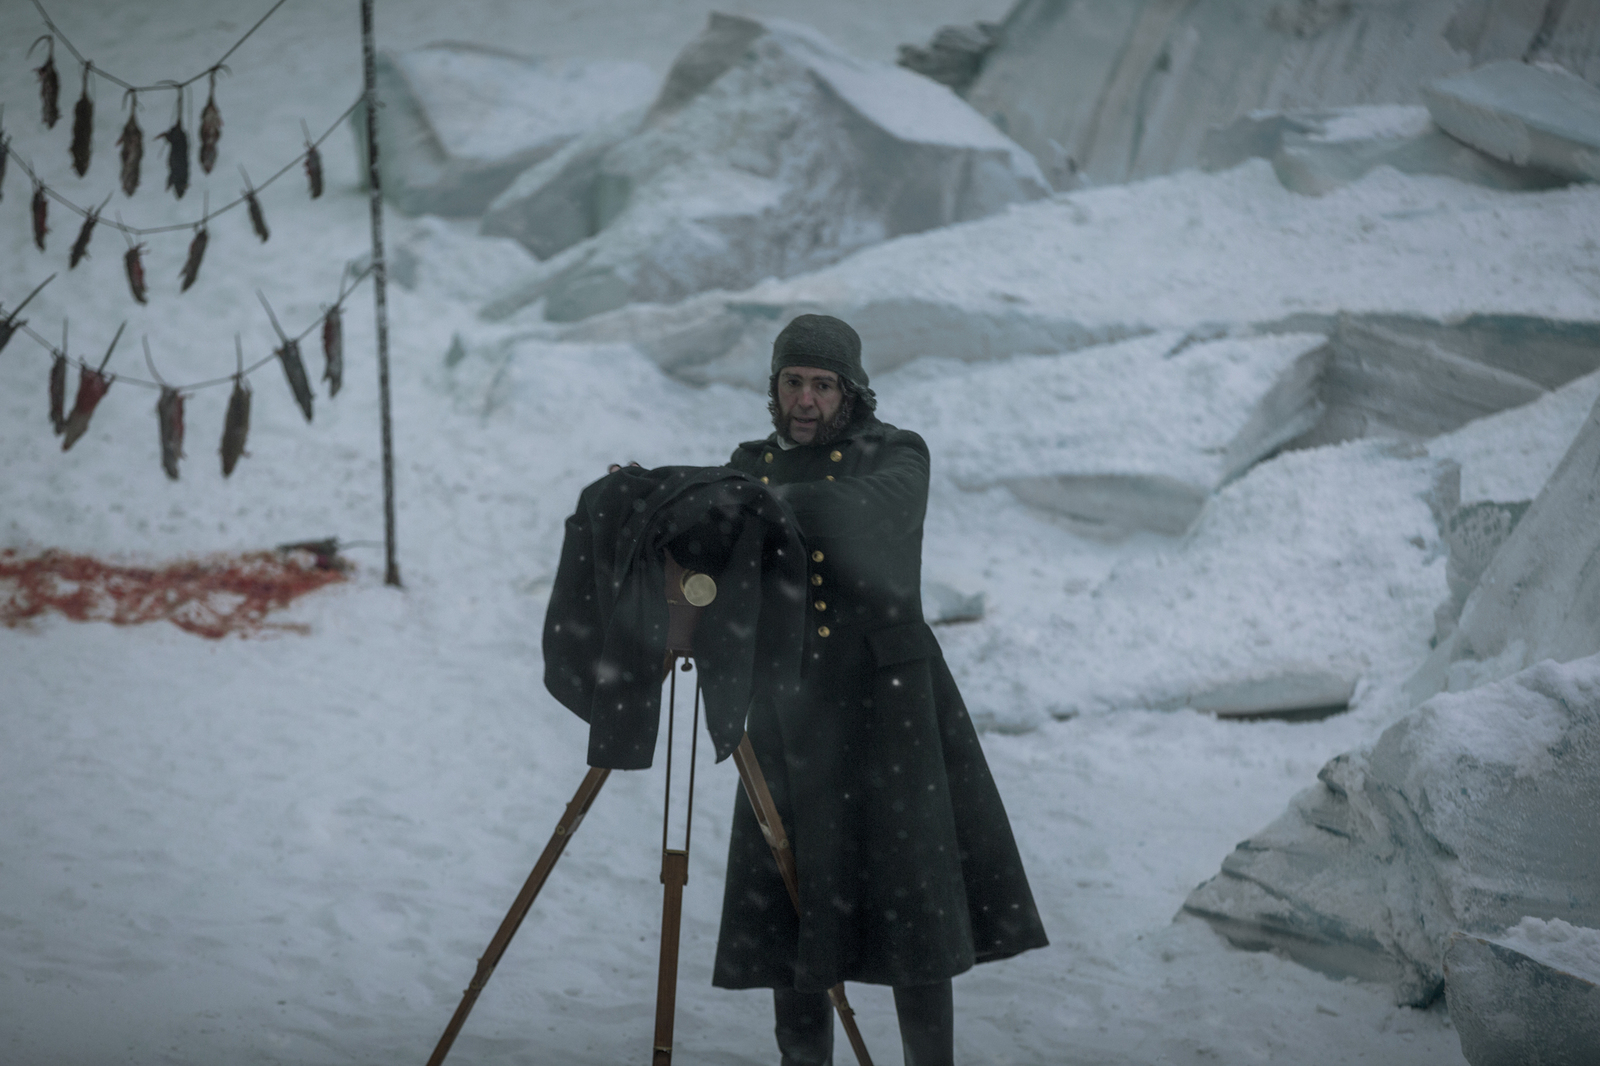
[{"x1": 773, "y1": 980, "x2": 954, "y2": 1066}]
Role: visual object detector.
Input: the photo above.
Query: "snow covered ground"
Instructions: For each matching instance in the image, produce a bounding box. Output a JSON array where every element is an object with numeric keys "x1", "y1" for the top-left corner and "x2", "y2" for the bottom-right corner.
[{"x1": 3, "y1": 2, "x2": 1597, "y2": 1064}]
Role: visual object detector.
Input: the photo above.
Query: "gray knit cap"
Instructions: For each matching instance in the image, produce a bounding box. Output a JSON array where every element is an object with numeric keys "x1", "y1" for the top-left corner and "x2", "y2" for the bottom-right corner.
[{"x1": 770, "y1": 314, "x2": 869, "y2": 389}]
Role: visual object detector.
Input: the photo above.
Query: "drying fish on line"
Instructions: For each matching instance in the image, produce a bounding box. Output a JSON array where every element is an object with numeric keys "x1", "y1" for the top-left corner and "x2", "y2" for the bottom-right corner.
[
  {"x1": 32, "y1": 180, "x2": 48, "y2": 251},
  {"x1": 0, "y1": 273, "x2": 56, "y2": 355},
  {"x1": 50, "y1": 320, "x2": 70, "y2": 433},
  {"x1": 31, "y1": 37, "x2": 60, "y2": 129},
  {"x1": 322, "y1": 304, "x2": 342, "y2": 397},
  {"x1": 321, "y1": 269, "x2": 364, "y2": 398},
  {"x1": 61, "y1": 322, "x2": 124, "y2": 452},
  {"x1": 145, "y1": 338, "x2": 186, "y2": 480},
  {"x1": 70, "y1": 194, "x2": 112, "y2": 270},
  {"x1": 156, "y1": 387, "x2": 185, "y2": 479},
  {"x1": 301, "y1": 119, "x2": 323, "y2": 199},
  {"x1": 117, "y1": 91, "x2": 142, "y2": 197},
  {"x1": 199, "y1": 69, "x2": 224, "y2": 174},
  {"x1": 122, "y1": 224, "x2": 148, "y2": 305},
  {"x1": 221, "y1": 335, "x2": 251, "y2": 477},
  {"x1": 180, "y1": 220, "x2": 209, "y2": 293},
  {"x1": 70, "y1": 62, "x2": 94, "y2": 178},
  {"x1": 257, "y1": 290, "x2": 313, "y2": 422},
  {"x1": 49, "y1": 351, "x2": 67, "y2": 434},
  {"x1": 241, "y1": 166, "x2": 269, "y2": 243},
  {"x1": 157, "y1": 86, "x2": 189, "y2": 199}
]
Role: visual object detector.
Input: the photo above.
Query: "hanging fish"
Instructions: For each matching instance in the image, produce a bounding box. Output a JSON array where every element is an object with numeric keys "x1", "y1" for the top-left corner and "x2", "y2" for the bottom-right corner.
[
  {"x1": 61, "y1": 364, "x2": 110, "y2": 450},
  {"x1": 199, "y1": 70, "x2": 223, "y2": 174},
  {"x1": 241, "y1": 166, "x2": 268, "y2": 242},
  {"x1": 124, "y1": 242, "x2": 148, "y2": 304},
  {"x1": 179, "y1": 220, "x2": 208, "y2": 293},
  {"x1": 221, "y1": 335, "x2": 251, "y2": 477},
  {"x1": 117, "y1": 91, "x2": 142, "y2": 197},
  {"x1": 156, "y1": 86, "x2": 189, "y2": 199},
  {"x1": 156, "y1": 386, "x2": 185, "y2": 479},
  {"x1": 301, "y1": 119, "x2": 323, "y2": 199},
  {"x1": 31, "y1": 180, "x2": 49, "y2": 251},
  {"x1": 69, "y1": 194, "x2": 111, "y2": 270},
  {"x1": 321, "y1": 303, "x2": 342, "y2": 396},
  {"x1": 31, "y1": 37, "x2": 60, "y2": 129},
  {"x1": 70, "y1": 62, "x2": 93, "y2": 177},
  {"x1": 257, "y1": 290, "x2": 312, "y2": 422},
  {"x1": 61, "y1": 323, "x2": 123, "y2": 452},
  {"x1": 49, "y1": 351, "x2": 67, "y2": 433},
  {"x1": 0, "y1": 273, "x2": 55, "y2": 355}
]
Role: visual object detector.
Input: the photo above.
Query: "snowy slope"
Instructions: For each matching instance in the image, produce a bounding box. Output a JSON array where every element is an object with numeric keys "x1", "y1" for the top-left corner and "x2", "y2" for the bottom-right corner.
[{"x1": 9, "y1": 2, "x2": 1599, "y2": 1064}]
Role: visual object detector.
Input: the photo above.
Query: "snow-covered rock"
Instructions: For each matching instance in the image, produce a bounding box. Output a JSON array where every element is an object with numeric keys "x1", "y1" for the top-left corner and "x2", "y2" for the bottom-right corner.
[
  {"x1": 1184, "y1": 653, "x2": 1600, "y2": 1006},
  {"x1": 1424, "y1": 60, "x2": 1600, "y2": 183},
  {"x1": 946, "y1": 437, "x2": 1455, "y2": 729},
  {"x1": 1445, "y1": 920, "x2": 1600, "y2": 1065},
  {"x1": 352, "y1": 43, "x2": 655, "y2": 217},
  {"x1": 480, "y1": 14, "x2": 1048, "y2": 322},
  {"x1": 883, "y1": 331, "x2": 1328, "y2": 534},
  {"x1": 1409, "y1": 385, "x2": 1600, "y2": 701},
  {"x1": 546, "y1": 163, "x2": 1600, "y2": 389},
  {"x1": 1201, "y1": 105, "x2": 1567, "y2": 196}
]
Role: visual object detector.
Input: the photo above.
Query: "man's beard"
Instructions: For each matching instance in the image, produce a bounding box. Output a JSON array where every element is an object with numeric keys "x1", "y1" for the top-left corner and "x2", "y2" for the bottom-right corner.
[{"x1": 771, "y1": 389, "x2": 856, "y2": 446}]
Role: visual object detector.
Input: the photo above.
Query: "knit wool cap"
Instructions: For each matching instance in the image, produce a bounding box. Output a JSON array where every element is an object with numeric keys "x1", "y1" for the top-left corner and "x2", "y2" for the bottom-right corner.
[{"x1": 770, "y1": 314, "x2": 868, "y2": 389}]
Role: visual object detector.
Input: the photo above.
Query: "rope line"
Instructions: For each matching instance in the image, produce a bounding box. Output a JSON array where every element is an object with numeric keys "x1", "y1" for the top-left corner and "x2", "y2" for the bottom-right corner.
[
  {"x1": 4, "y1": 95, "x2": 363, "y2": 237},
  {"x1": 29, "y1": 0, "x2": 292, "y2": 95},
  {"x1": 9, "y1": 266, "x2": 371, "y2": 394}
]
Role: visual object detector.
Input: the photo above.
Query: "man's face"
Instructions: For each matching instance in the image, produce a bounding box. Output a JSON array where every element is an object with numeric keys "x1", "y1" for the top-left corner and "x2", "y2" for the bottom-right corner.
[{"x1": 777, "y1": 366, "x2": 842, "y2": 444}]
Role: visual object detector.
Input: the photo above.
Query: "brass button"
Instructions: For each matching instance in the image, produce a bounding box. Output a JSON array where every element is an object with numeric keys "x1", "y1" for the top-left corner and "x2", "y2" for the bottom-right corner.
[
  {"x1": 829, "y1": 449, "x2": 842, "y2": 462},
  {"x1": 760, "y1": 476, "x2": 769, "y2": 484},
  {"x1": 814, "y1": 600, "x2": 826, "y2": 611},
  {"x1": 825, "y1": 475, "x2": 835, "y2": 481},
  {"x1": 817, "y1": 625, "x2": 831, "y2": 638},
  {"x1": 811, "y1": 574, "x2": 823, "y2": 586},
  {"x1": 764, "y1": 452, "x2": 773, "y2": 463},
  {"x1": 811, "y1": 550, "x2": 824, "y2": 563}
]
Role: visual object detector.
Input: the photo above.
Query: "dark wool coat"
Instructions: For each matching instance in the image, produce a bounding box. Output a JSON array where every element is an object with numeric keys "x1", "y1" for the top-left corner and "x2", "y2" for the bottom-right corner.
[
  {"x1": 543, "y1": 465, "x2": 807, "y2": 768},
  {"x1": 712, "y1": 417, "x2": 1049, "y2": 993}
]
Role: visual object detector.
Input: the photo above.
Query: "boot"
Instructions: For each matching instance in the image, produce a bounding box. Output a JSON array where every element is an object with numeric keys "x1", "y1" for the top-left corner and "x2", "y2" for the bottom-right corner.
[
  {"x1": 774, "y1": 987, "x2": 833, "y2": 1066},
  {"x1": 892, "y1": 979, "x2": 953, "y2": 1066}
]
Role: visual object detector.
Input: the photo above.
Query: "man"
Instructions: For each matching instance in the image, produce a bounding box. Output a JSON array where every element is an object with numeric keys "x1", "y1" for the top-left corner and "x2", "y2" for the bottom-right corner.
[{"x1": 713, "y1": 315, "x2": 1048, "y2": 1066}]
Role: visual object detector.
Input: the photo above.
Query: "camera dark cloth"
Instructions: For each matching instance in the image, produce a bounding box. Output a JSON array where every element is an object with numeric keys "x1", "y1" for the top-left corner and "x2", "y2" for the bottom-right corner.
[
  {"x1": 543, "y1": 465, "x2": 807, "y2": 769},
  {"x1": 713, "y1": 417, "x2": 1049, "y2": 993}
]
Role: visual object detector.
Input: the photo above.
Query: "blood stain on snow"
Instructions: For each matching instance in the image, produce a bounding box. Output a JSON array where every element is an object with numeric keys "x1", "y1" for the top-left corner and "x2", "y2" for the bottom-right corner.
[{"x1": 0, "y1": 547, "x2": 346, "y2": 639}]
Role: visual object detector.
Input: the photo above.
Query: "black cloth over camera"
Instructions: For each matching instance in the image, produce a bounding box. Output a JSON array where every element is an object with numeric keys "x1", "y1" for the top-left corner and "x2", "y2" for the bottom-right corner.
[{"x1": 543, "y1": 465, "x2": 807, "y2": 769}]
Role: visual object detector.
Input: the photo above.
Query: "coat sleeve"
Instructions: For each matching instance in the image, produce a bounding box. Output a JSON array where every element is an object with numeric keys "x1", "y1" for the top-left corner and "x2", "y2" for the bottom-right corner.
[{"x1": 773, "y1": 430, "x2": 930, "y2": 540}]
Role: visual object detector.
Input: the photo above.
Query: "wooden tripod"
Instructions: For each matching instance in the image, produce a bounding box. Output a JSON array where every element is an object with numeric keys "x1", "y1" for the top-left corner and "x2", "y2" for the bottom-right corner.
[{"x1": 424, "y1": 560, "x2": 874, "y2": 1065}]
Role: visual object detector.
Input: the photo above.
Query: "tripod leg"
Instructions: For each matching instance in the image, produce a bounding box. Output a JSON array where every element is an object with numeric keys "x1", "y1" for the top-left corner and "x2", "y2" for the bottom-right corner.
[
  {"x1": 426, "y1": 765, "x2": 611, "y2": 1066},
  {"x1": 731, "y1": 736, "x2": 876, "y2": 1066},
  {"x1": 651, "y1": 849, "x2": 691, "y2": 1065}
]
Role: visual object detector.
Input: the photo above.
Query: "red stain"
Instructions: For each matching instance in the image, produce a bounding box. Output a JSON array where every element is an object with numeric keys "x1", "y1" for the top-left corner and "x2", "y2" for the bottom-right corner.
[{"x1": 0, "y1": 548, "x2": 347, "y2": 639}]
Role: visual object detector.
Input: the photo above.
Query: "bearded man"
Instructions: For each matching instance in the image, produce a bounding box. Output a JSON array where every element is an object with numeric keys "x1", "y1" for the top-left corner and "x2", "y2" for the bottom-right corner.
[{"x1": 713, "y1": 315, "x2": 1048, "y2": 1066}]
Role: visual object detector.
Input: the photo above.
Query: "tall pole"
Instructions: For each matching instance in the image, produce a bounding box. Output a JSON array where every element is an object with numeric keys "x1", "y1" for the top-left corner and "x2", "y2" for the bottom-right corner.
[{"x1": 360, "y1": 0, "x2": 401, "y2": 587}]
